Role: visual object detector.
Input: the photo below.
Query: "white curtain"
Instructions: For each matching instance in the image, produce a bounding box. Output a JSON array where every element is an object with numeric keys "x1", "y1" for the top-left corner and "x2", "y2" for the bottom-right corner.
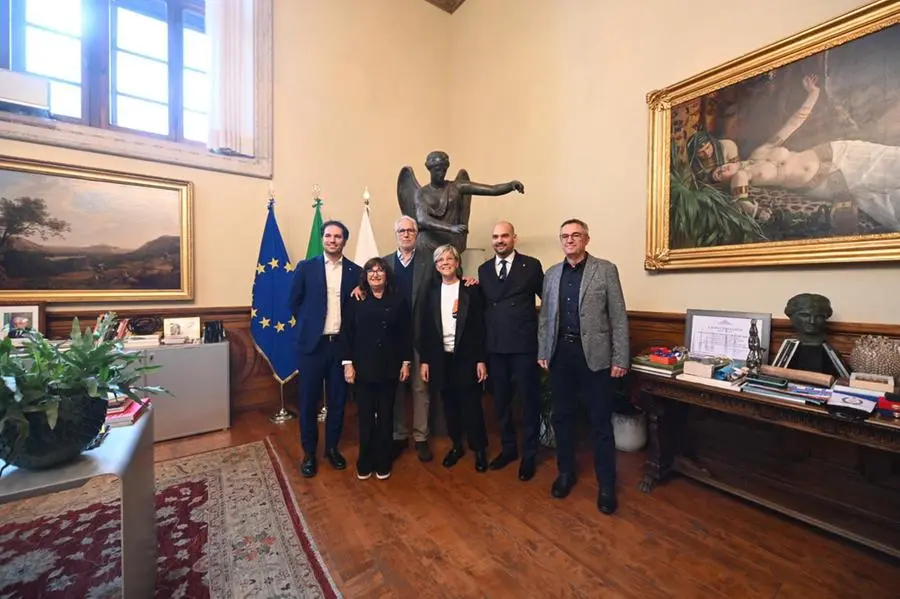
[{"x1": 206, "y1": 0, "x2": 256, "y2": 156}]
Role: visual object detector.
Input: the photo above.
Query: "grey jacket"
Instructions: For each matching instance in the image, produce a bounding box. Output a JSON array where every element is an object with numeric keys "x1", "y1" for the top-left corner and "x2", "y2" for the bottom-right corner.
[{"x1": 538, "y1": 254, "x2": 629, "y2": 371}]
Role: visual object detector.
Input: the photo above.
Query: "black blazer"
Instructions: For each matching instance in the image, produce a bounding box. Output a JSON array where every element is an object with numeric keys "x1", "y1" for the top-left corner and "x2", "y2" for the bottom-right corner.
[
  {"x1": 477, "y1": 252, "x2": 544, "y2": 354},
  {"x1": 418, "y1": 281, "x2": 486, "y2": 389},
  {"x1": 340, "y1": 291, "x2": 412, "y2": 382}
]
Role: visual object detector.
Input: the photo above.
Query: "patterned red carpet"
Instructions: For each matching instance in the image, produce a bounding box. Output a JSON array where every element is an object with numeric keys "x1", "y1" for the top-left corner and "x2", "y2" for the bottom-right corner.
[{"x1": 0, "y1": 439, "x2": 340, "y2": 598}]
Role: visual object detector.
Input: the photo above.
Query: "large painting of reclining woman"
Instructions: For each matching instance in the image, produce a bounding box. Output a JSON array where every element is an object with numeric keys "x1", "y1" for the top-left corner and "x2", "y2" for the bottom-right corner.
[{"x1": 645, "y1": 0, "x2": 900, "y2": 270}]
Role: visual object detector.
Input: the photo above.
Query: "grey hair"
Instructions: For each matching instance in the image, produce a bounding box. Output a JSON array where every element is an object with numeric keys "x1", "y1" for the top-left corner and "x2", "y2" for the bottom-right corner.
[
  {"x1": 394, "y1": 215, "x2": 418, "y2": 232},
  {"x1": 432, "y1": 244, "x2": 460, "y2": 264},
  {"x1": 560, "y1": 218, "x2": 589, "y2": 234}
]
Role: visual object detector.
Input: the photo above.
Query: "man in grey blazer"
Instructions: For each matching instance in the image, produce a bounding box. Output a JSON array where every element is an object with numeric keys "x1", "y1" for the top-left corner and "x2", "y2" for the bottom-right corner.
[
  {"x1": 384, "y1": 216, "x2": 435, "y2": 462},
  {"x1": 538, "y1": 218, "x2": 629, "y2": 514}
]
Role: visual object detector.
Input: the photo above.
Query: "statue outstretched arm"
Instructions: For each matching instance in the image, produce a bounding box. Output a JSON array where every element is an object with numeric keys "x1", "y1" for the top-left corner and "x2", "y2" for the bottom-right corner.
[{"x1": 458, "y1": 180, "x2": 525, "y2": 196}]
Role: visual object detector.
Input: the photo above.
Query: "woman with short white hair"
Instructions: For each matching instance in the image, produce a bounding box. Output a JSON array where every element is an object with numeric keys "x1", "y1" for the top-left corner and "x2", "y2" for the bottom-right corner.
[{"x1": 418, "y1": 244, "x2": 489, "y2": 472}]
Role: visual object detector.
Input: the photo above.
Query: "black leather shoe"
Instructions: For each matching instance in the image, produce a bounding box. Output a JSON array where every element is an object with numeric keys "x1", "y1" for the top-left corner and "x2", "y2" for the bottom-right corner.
[
  {"x1": 551, "y1": 473, "x2": 576, "y2": 498},
  {"x1": 598, "y1": 487, "x2": 618, "y2": 515},
  {"x1": 488, "y1": 451, "x2": 518, "y2": 471},
  {"x1": 415, "y1": 441, "x2": 433, "y2": 463},
  {"x1": 474, "y1": 451, "x2": 488, "y2": 473},
  {"x1": 518, "y1": 458, "x2": 536, "y2": 481},
  {"x1": 301, "y1": 453, "x2": 317, "y2": 478},
  {"x1": 325, "y1": 448, "x2": 347, "y2": 470},
  {"x1": 442, "y1": 447, "x2": 464, "y2": 468}
]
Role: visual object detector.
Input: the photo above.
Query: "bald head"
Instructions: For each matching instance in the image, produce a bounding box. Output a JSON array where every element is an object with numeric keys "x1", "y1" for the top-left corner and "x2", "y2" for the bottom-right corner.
[{"x1": 491, "y1": 221, "x2": 517, "y2": 258}]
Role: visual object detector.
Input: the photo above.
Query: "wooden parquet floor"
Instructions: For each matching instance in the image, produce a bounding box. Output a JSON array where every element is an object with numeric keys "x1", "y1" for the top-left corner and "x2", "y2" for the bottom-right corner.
[{"x1": 154, "y1": 408, "x2": 900, "y2": 599}]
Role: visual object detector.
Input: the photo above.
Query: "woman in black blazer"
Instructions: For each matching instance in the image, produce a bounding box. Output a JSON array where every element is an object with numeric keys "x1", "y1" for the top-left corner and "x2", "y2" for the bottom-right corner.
[
  {"x1": 341, "y1": 257, "x2": 412, "y2": 480},
  {"x1": 419, "y1": 244, "x2": 489, "y2": 472}
]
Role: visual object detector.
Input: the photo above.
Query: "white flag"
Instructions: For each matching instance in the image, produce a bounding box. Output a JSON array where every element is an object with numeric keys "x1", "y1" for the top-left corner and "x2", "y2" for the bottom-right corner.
[{"x1": 354, "y1": 204, "x2": 380, "y2": 265}]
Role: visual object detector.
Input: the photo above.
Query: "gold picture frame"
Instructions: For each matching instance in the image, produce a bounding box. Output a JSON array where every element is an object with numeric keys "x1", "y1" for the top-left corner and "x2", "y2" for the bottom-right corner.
[
  {"x1": 0, "y1": 155, "x2": 193, "y2": 302},
  {"x1": 645, "y1": 0, "x2": 900, "y2": 271}
]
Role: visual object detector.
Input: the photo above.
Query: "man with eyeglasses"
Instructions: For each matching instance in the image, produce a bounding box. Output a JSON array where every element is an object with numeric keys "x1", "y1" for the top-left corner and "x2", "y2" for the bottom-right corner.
[
  {"x1": 537, "y1": 219, "x2": 629, "y2": 514},
  {"x1": 382, "y1": 216, "x2": 437, "y2": 462}
]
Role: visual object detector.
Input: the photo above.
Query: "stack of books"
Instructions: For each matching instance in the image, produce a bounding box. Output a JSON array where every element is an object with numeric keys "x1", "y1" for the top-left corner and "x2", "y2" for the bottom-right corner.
[
  {"x1": 105, "y1": 396, "x2": 149, "y2": 427},
  {"x1": 676, "y1": 358, "x2": 748, "y2": 390},
  {"x1": 631, "y1": 347, "x2": 685, "y2": 378},
  {"x1": 832, "y1": 373, "x2": 898, "y2": 420}
]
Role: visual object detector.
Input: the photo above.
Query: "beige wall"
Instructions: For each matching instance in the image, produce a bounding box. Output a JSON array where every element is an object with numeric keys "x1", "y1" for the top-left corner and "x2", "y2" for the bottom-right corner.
[
  {"x1": 448, "y1": 0, "x2": 899, "y2": 325},
  {"x1": 3, "y1": 0, "x2": 897, "y2": 325},
  {"x1": 0, "y1": 0, "x2": 449, "y2": 311}
]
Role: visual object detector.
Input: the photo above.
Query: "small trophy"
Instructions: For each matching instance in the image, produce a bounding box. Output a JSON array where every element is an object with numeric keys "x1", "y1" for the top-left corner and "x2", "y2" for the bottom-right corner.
[{"x1": 746, "y1": 319, "x2": 764, "y2": 373}]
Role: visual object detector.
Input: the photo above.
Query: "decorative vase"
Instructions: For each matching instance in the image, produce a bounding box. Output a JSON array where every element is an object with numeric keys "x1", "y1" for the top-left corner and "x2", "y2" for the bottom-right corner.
[
  {"x1": 612, "y1": 408, "x2": 647, "y2": 452},
  {"x1": 849, "y1": 335, "x2": 900, "y2": 379},
  {"x1": 0, "y1": 394, "x2": 108, "y2": 470}
]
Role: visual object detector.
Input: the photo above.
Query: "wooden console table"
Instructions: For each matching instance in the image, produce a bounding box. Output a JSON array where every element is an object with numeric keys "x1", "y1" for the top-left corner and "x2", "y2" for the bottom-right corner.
[{"x1": 633, "y1": 375, "x2": 900, "y2": 559}]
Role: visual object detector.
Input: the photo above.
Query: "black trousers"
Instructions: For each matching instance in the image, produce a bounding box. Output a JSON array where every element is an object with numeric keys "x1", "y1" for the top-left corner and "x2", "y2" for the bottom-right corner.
[
  {"x1": 441, "y1": 352, "x2": 488, "y2": 452},
  {"x1": 549, "y1": 338, "x2": 616, "y2": 487},
  {"x1": 356, "y1": 379, "x2": 397, "y2": 475},
  {"x1": 488, "y1": 352, "x2": 540, "y2": 459}
]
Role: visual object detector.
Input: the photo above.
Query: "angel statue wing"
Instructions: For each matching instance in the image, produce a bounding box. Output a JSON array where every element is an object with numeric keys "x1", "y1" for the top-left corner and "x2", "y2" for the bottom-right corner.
[{"x1": 397, "y1": 166, "x2": 420, "y2": 220}]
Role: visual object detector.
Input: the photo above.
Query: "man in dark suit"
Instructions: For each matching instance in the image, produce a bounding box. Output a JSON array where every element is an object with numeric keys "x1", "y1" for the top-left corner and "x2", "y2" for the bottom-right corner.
[
  {"x1": 477, "y1": 221, "x2": 544, "y2": 481},
  {"x1": 383, "y1": 216, "x2": 436, "y2": 462},
  {"x1": 538, "y1": 218, "x2": 629, "y2": 514},
  {"x1": 289, "y1": 220, "x2": 362, "y2": 478}
]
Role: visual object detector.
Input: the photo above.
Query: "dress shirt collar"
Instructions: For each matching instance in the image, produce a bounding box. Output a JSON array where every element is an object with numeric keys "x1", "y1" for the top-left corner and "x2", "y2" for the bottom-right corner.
[{"x1": 495, "y1": 251, "x2": 516, "y2": 268}]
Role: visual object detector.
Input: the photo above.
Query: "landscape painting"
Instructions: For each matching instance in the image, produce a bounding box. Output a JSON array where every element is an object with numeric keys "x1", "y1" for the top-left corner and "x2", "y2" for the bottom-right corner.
[
  {"x1": 645, "y1": 1, "x2": 900, "y2": 270},
  {"x1": 0, "y1": 156, "x2": 193, "y2": 302}
]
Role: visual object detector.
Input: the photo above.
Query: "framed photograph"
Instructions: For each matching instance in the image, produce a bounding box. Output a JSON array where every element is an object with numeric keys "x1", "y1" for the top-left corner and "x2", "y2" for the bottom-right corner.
[
  {"x1": 684, "y1": 309, "x2": 772, "y2": 365},
  {"x1": 645, "y1": 1, "x2": 900, "y2": 271},
  {"x1": 0, "y1": 155, "x2": 193, "y2": 302},
  {"x1": 163, "y1": 316, "x2": 201, "y2": 341},
  {"x1": 0, "y1": 302, "x2": 45, "y2": 342}
]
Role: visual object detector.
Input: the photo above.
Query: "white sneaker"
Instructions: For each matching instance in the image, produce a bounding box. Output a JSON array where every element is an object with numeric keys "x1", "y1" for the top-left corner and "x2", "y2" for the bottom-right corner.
[
  {"x1": 357, "y1": 470, "x2": 372, "y2": 480},
  {"x1": 375, "y1": 471, "x2": 391, "y2": 480}
]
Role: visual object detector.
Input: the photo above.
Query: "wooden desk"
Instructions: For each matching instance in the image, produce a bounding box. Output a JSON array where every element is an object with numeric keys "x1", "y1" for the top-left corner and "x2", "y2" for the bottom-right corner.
[
  {"x1": 0, "y1": 407, "x2": 157, "y2": 598},
  {"x1": 633, "y1": 376, "x2": 900, "y2": 559}
]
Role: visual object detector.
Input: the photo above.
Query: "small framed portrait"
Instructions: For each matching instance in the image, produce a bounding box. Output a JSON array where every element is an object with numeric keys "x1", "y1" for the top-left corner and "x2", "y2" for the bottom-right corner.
[
  {"x1": 0, "y1": 302, "x2": 46, "y2": 341},
  {"x1": 163, "y1": 316, "x2": 201, "y2": 341}
]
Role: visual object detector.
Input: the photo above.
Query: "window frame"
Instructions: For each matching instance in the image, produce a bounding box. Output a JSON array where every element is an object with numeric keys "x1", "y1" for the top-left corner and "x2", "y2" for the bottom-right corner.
[{"x1": 0, "y1": 0, "x2": 273, "y2": 179}]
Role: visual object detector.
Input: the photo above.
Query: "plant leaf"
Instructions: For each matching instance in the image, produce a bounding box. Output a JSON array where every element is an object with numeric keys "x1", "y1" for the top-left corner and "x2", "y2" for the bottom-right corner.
[{"x1": 45, "y1": 401, "x2": 59, "y2": 429}]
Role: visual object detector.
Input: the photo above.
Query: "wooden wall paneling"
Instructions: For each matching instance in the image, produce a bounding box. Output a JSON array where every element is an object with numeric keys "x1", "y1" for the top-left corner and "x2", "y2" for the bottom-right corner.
[{"x1": 42, "y1": 306, "x2": 900, "y2": 418}]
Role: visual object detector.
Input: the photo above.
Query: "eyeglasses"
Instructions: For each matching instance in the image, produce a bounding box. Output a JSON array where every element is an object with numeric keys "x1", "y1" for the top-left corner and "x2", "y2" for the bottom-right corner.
[
  {"x1": 366, "y1": 268, "x2": 385, "y2": 274},
  {"x1": 395, "y1": 228, "x2": 416, "y2": 235},
  {"x1": 559, "y1": 233, "x2": 584, "y2": 241}
]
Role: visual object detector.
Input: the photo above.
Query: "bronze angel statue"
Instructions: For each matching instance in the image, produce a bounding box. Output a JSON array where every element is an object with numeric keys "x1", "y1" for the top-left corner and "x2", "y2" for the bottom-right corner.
[{"x1": 397, "y1": 151, "x2": 524, "y2": 255}]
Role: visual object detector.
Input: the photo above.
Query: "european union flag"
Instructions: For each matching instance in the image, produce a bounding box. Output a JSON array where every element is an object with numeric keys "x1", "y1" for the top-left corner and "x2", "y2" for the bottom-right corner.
[{"x1": 251, "y1": 199, "x2": 298, "y2": 383}]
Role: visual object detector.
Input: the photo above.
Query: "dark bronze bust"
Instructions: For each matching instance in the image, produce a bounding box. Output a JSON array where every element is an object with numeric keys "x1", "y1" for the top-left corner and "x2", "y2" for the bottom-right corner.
[
  {"x1": 779, "y1": 293, "x2": 850, "y2": 377},
  {"x1": 397, "y1": 151, "x2": 524, "y2": 255},
  {"x1": 785, "y1": 293, "x2": 832, "y2": 345}
]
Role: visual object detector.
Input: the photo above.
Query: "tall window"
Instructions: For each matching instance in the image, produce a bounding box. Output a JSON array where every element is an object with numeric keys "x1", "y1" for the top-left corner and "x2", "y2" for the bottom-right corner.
[{"x1": 1, "y1": 0, "x2": 208, "y2": 143}]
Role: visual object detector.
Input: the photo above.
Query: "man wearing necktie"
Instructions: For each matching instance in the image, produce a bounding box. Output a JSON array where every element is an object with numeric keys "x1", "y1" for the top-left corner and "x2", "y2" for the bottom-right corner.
[{"x1": 477, "y1": 221, "x2": 544, "y2": 481}]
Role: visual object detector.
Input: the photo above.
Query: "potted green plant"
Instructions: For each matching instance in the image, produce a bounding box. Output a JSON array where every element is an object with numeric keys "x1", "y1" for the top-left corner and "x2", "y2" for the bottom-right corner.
[{"x1": 0, "y1": 311, "x2": 165, "y2": 475}]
